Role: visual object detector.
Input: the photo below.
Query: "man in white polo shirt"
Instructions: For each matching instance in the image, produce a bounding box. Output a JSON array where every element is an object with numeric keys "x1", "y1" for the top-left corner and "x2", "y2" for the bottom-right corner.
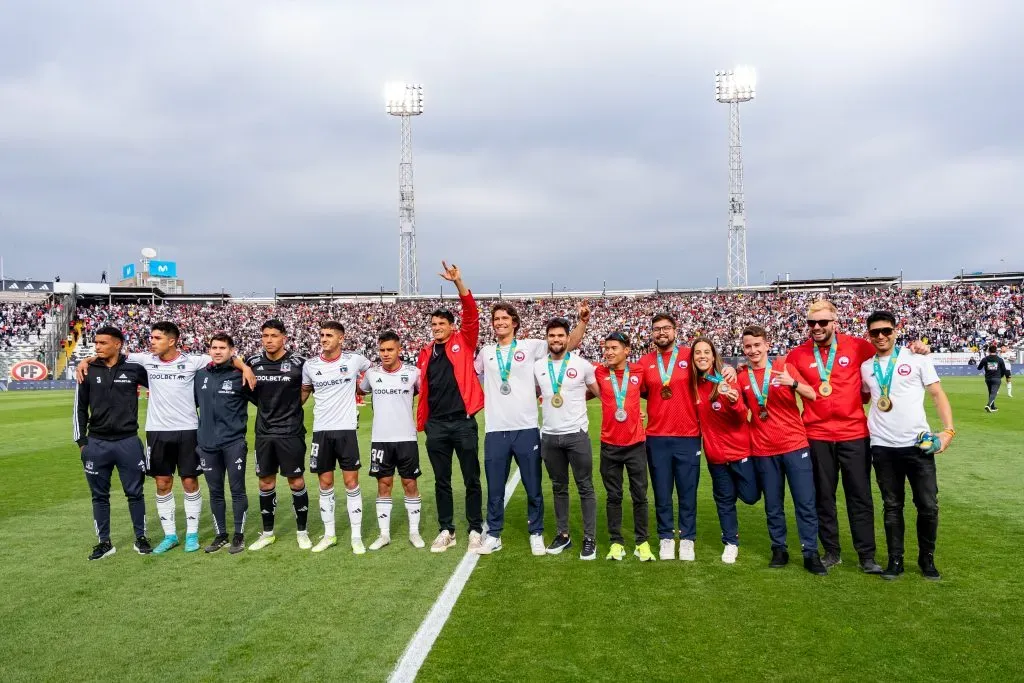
[
  {"x1": 533, "y1": 317, "x2": 601, "y2": 560},
  {"x1": 860, "y1": 311, "x2": 955, "y2": 582},
  {"x1": 474, "y1": 301, "x2": 589, "y2": 556}
]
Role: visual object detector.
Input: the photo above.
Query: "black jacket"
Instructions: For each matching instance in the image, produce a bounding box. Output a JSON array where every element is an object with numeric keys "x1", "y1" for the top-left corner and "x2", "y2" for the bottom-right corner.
[
  {"x1": 195, "y1": 361, "x2": 251, "y2": 448},
  {"x1": 74, "y1": 355, "x2": 149, "y2": 446},
  {"x1": 978, "y1": 354, "x2": 1011, "y2": 382}
]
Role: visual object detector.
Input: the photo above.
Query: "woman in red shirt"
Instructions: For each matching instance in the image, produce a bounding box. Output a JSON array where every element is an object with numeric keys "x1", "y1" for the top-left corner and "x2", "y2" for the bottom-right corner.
[{"x1": 690, "y1": 337, "x2": 760, "y2": 564}]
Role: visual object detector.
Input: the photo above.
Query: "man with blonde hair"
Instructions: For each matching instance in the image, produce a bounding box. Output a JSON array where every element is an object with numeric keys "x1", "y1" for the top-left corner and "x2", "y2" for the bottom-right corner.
[{"x1": 786, "y1": 299, "x2": 883, "y2": 573}]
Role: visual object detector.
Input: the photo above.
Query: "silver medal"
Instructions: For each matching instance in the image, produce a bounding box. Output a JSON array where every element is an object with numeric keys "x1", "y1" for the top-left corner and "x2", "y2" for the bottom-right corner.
[
  {"x1": 500, "y1": 381, "x2": 511, "y2": 395},
  {"x1": 614, "y1": 408, "x2": 627, "y2": 423}
]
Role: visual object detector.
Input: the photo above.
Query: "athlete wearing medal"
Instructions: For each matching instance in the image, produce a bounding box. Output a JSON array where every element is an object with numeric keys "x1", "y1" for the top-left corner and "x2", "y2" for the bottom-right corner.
[
  {"x1": 860, "y1": 311, "x2": 954, "y2": 581},
  {"x1": 474, "y1": 300, "x2": 590, "y2": 556},
  {"x1": 638, "y1": 313, "x2": 736, "y2": 562},
  {"x1": 534, "y1": 318, "x2": 601, "y2": 559},
  {"x1": 691, "y1": 337, "x2": 760, "y2": 565},
  {"x1": 595, "y1": 331, "x2": 654, "y2": 562},
  {"x1": 786, "y1": 300, "x2": 883, "y2": 573},
  {"x1": 738, "y1": 326, "x2": 827, "y2": 575}
]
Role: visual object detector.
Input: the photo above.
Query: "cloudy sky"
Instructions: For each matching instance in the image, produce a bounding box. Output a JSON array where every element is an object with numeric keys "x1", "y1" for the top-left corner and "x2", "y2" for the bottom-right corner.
[{"x1": 1, "y1": 1, "x2": 1021, "y2": 295}]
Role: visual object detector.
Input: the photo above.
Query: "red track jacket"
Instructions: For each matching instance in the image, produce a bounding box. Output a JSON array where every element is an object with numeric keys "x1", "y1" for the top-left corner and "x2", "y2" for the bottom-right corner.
[{"x1": 416, "y1": 291, "x2": 484, "y2": 431}]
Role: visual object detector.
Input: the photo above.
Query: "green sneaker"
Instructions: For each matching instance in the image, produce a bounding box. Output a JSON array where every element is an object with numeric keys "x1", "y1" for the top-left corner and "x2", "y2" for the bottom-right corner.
[
  {"x1": 152, "y1": 535, "x2": 179, "y2": 555},
  {"x1": 605, "y1": 542, "x2": 626, "y2": 561},
  {"x1": 634, "y1": 541, "x2": 656, "y2": 562}
]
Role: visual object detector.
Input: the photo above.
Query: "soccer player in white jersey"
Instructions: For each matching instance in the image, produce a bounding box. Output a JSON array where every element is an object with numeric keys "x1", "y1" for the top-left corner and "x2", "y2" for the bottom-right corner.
[
  {"x1": 860, "y1": 311, "x2": 955, "y2": 581},
  {"x1": 473, "y1": 300, "x2": 589, "y2": 556},
  {"x1": 76, "y1": 321, "x2": 253, "y2": 554},
  {"x1": 533, "y1": 318, "x2": 601, "y2": 559},
  {"x1": 359, "y1": 331, "x2": 425, "y2": 550},
  {"x1": 301, "y1": 321, "x2": 372, "y2": 554}
]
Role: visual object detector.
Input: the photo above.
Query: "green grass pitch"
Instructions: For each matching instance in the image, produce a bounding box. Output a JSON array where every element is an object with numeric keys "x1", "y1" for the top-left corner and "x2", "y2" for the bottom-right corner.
[{"x1": 1, "y1": 377, "x2": 1022, "y2": 682}]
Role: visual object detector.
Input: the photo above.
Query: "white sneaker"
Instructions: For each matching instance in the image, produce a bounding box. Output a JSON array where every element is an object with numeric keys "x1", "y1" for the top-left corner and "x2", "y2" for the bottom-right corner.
[
  {"x1": 409, "y1": 533, "x2": 425, "y2": 549},
  {"x1": 722, "y1": 543, "x2": 739, "y2": 564},
  {"x1": 468, "y1": 530, "x2": 483, "y2": 552},
  {"x1": 296, "y1": 530, "x2": 312, "y2": 550},
  {"x1": 430, "y1": 530, "x2": 456, "y2": 553},
  {"x1": 529, "y1": 534, "x2": 546, "y2": 556},
  {"x1": 351, "y1": 538, "x2": 366, "y2": 555},
  {"x1": 659, "y1": 538, "x2": 675, "y2": 561},
  {"x1": 476, "y1": 535, "x2": 502, "y2": 555},
  {"x1": 679, "y1": 539, "x2": 696, "y2": 562},
  {"x1": 311, "y1": 535, "x2": 337, "y2": 553},
  {"x1": 369, "y1": 534, "x2": 390, "y2": 551},
  {"x1": 248, "y1": 532, "x2": 276, "y2": 551}
]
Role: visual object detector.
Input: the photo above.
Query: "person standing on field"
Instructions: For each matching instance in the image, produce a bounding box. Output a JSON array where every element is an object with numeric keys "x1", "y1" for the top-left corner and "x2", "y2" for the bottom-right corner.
[{"x1": 977, "y1": 344, "x2": 1012, "y2": 412}]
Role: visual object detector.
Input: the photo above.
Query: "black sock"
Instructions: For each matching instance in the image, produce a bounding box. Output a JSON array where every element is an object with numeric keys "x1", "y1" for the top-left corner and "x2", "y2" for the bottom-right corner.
[
  {"x1": 259, "y1": 488, "x2": 277, "y2": 532},
  {"x1": 292, "y1": 486, "x2": 309, "y2": 532}
]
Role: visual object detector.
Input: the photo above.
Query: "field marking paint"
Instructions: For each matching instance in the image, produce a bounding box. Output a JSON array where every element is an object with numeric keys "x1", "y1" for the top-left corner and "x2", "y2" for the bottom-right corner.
[{"x1": 388, "y1": 467, "x2": 522, "y2": 683}]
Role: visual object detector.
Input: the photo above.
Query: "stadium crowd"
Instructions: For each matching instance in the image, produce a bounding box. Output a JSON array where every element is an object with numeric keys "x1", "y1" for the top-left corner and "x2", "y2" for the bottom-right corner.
[
  {"x1": 0, "y1": 300, "x2": 55, "y2": 351},
  {"x1": 72, "y1": 284, "x2": 1022, "y2": 361}
]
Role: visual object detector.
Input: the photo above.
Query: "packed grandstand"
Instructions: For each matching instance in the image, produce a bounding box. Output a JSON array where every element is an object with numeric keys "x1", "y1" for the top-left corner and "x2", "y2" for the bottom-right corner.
[{"x1": 1, "y1": 282, "x2": 1019, "y2": 379}]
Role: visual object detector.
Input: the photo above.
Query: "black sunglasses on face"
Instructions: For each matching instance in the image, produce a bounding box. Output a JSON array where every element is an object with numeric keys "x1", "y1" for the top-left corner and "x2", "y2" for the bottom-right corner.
[
  {"x1": 806, "y1": 319, "x2": 834, "y2": 328},
  {"x1": 868, "y1": 327, "x2": 895, "y2": 338}
]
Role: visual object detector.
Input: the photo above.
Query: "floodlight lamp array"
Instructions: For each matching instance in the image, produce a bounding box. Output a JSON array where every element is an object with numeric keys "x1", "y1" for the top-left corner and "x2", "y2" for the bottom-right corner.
[
  {"x1": 715, "y1": 67, "x2": 756, "y2": 103},
  {"x1": 385, "y1": 82, "x2": 424, "y2": 115}
]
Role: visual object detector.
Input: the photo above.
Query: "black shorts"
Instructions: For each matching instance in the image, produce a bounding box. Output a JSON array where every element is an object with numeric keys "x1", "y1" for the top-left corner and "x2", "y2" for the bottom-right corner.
[
  {"x1": 369, "y1": 441, "x2": 421, "y2": 480},
  {"x1": 310, "y1": 430, "x2": 361, "y2": 474},
  {"x1": 146, "y1": 430, "x2": 200, "y2": 478},
  {"x1": 255, "y1": 436, "x2": 307, "y2": 478}
]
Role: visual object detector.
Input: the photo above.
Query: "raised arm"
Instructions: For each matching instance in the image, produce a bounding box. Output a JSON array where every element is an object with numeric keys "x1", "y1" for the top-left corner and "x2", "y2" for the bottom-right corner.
[
  {"x1": 440, "y1": 261, "x2": 478, "y2": 347},
  {"x1": 566, "y1": 300, "x2": 591, "y2": 351}
]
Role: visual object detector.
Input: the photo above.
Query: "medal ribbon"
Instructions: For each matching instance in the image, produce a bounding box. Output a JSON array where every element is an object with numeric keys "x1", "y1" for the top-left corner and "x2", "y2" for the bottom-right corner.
[
  {"x1": 548, "y1": 354, "x2": 569, "y2": 396},
  {"x1": 704, "y1": 371, "x2": 724, "y2": 384},
  {"x1": 656, "y1": 345, "x2": 680, "y2": 388},
  {"x1": 609, "y1": 366, "x2": 630, "y2": 413},
  {"x1": 495, "y1": 339, "x2": 517, "y2": 383},
  {"x1": 746, "y1": 364, "x2": 772, "y2": 408},
  {"x1": 815, "y1": 337, "x2": 837, "y2": 385},
  {"x1": 872, "y1": 353, "x2": 898, "y2": 400}
]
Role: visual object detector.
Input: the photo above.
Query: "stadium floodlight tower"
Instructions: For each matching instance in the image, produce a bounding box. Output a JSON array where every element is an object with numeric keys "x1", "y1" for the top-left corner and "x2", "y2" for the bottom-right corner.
[
  {"x1": 385, "y1": 82, "x2": 424, "y2": 297},
  {"x1": 715, "y1": 66, "x2": 756, "y2": 288}
]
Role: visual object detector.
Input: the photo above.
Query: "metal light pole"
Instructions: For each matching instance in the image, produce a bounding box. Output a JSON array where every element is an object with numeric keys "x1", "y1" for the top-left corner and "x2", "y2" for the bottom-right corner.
[
  {"x1": 385, "y1": 82, "x2": 424, "y2": 297},
  {"x1": 715, "y1": 67, "x2": 756, "y2": 288}
]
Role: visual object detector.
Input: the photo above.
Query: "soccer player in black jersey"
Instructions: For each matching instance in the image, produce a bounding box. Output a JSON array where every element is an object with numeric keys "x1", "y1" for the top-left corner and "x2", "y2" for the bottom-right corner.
[{"x1": 246, "y1": 320, "x2": 311, "y2": 550}]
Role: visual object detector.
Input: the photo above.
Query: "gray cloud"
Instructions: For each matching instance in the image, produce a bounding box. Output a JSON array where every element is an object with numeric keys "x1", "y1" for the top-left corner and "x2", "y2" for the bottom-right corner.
[{"x1": 1, "y1": 0, "x2": 1022, "y2": 293}]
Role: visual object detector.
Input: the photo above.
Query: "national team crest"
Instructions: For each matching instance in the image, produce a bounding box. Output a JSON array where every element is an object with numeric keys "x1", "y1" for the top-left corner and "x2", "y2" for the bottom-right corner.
[
  {"x1": 281, "y1": 362, "x2": 291, "y2": 372},
  {"x1": 221, "y1": 380, "x2": 232, "y2": 391},
  {"x1": 566, "y1": 368, "x2": 578, "y2": 379},
  {"x1": 679, "y1": 360, "x2": 688, "y2": 369},
  {"x1": 452, "y1": 345, "x2": 461, "y2": 353},
  {"x1": 630, "y1": 376, "x2": 639, "y2": 385},
  {"x1": 514, "y1": 351, "x2": 526, "y2": 362},
  {"x1": 711, "y1": 401, "x2": 722, "y2": 411},
  {"x1": 838, "y1": 356, "x2": 850, "y2": 367},
  {"x1": 897, "y1": 364, "x2": 912, "y2": 376}
]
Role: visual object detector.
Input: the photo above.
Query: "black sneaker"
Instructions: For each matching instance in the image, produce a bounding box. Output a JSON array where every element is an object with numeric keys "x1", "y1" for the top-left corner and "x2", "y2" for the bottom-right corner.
[
  {"x1": 803, "y1": 554, "x2": 828, "y2": 576},
  {"x1": 881, "y1": 556, "x2": 904, "y2": 580},
  {"x1": 918, "y1": 553, "x2": 941, "y2": 581},
  {"x1": 89, "y1": 540, "x2": 116, "y2": 561},
  {"x1": 580, "y1": 536, "x2": 597, "y2": 561},
  {"x1": 228, "y1": 533, "x2": 245, "y2": 554},
  {"x1": 546, "y1": 534, "x2": 572, "y2": 555},
  {"x1": 205, "y1": 533, "x2": 230, "y2": 554},
  {"x1": 769, "y1": 548, "x2": 789, "y2": 568},
  {"x1": 134, "y1": 536, "x2": 153, "y2": 555},
  {"x1": 860, "y1": 557, "x2": 883, "y2": 574},
  {"x1": 822, "y1": 551, "x2": 842, "y2": 568}
]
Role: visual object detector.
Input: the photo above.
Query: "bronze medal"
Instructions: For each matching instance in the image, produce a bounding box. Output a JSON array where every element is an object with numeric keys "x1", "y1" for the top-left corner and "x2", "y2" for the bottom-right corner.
[
  {"x1": 758, "y1": 408, "x2": 770, "y2": 421},
  {"x1": 660, "y1": 386, "x2": 673, "y2": 400}
]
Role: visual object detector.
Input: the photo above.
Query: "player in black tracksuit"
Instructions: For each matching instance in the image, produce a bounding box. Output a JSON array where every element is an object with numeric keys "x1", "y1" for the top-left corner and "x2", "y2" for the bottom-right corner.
[
  {"x1": 978, "y1": 345, "x2": 1012, "y2": 412},
  {"x1": 195, "y1": 333, "x2": 252, "y2": 554},
  {"x1": 73, "y1": 326, "x2": 151, "y2": 560}
]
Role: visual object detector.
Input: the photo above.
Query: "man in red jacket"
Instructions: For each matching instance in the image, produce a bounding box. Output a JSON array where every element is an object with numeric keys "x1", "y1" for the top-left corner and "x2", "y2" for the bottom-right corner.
[{"x1": 416, "y1": 262, "x2": 485, "y2": 554}]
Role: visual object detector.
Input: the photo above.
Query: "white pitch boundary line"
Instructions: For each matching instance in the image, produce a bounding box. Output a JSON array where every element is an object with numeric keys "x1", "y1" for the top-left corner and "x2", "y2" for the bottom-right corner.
[{"x1": 388, "y1": 467, "x2": 522, "y2": 683}]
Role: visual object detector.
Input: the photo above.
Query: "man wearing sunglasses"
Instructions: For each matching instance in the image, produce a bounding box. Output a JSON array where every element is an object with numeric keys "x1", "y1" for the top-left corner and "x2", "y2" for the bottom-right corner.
[
  {"x1": 787, "y1": 300, "x2": 928, "y2": 574},
  {"x1": 860, "y1": 311, "x2": 954, "y2": 580}
]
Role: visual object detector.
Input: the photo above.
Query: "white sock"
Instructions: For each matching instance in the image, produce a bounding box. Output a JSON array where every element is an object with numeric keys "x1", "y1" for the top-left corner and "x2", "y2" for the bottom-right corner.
[
  {"x1": 319, "y1": 487, "x2": 336, "y2": 538},
  {"x1": 405, "y1": 496, "x2": 421, "y2": 536},
  {"x1": 184, "y1": 490, "x2": 202, "y2": 535},
  {"x1": 156, "y1": 493, "x2": 176, "y2": 537},
  {"x1": 376, "y1": 497, "x2": 393, "y2": 536},
  {"x1": 346, "y1": 486, "x2": 363, "y2": 541}
]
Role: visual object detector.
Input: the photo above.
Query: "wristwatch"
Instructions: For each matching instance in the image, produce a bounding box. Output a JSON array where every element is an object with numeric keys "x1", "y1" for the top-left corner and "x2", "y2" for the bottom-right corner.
[{"x1": 791, "y1": 380, "x2": 799, "y2": 389}]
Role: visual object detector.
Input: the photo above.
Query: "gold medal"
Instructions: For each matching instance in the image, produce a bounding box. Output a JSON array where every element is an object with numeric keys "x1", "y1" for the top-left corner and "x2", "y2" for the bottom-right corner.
[
  {"x1": 818, "y1": 382, "x2": 833, "y2": 397},
  {"x1": 550, "y1": 393, "x2": 564, "y2": 408},
  {"x1": 877, "y1": 396, "x2": 893, "y2": 412}
]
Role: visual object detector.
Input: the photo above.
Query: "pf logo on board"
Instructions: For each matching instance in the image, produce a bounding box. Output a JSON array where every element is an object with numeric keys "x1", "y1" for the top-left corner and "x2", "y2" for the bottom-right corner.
[{"x1": 10, "y1": 360, "x2": 48, "y2": 381}]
